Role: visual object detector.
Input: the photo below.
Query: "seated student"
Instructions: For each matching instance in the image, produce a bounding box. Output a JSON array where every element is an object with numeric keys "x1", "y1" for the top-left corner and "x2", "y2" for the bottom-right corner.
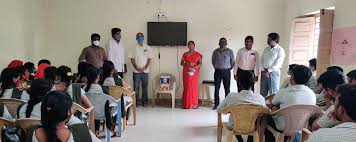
[
  {"x1": 83, "y1": 67, "x2": 103, "y2": 93},
  {"x1": 33, "y1": 91, "x2": 100, "y2": 142},
  {"x1": 44, "y1": 66, "x2": 62, "y2": 91},
  {"x1": 280, "y1": 64, "x2": 297, "y2": 89},
  {"x1": 347, "y1": 70, "x2": 356, "y2": 85},
  {"x1": 56, "y1": 66, "x2": 92, "y2": 108},
  {"x1": 327, "y1": 66, "x2": 344, "y2": 73},
  {"x1": 307, "y1": 84, "x2": 356, "y2": 142},
  {"x1": 101, "y1": 61, "x2": 130, "y2": 89},
  {"x1": 34, "y1": 63, "x2": 50, "y2": 80},
  {"x1": 24, "y1": 62, "x2": 36, "y2": 81},
  {"x1": 37, "y1": 59, "x2": 51, "y2": 66},
  {"x1": 18, "y1": 78, "x2": 53, "y2": 119},
  {"x1": 0, "y1": 68, "x2": 29, "y2": 101},
  {"x1": 266, "y1": 65, "x2": 316, "y2": 141},
  {"x1": 312, "y1": 70, "x2": 346, "y2": 131},
  {"x1": 306, "y1": 58, "x2": 319, "y2": 94},
  {"x1": 75, "y1": 62, "x2": 93, "y2": 83},
  {"x1": 217, "y1": 70, "x2": 265, "y2": 142}
]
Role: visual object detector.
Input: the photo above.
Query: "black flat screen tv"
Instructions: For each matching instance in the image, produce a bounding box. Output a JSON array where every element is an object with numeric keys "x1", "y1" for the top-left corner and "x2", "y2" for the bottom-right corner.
[{"x1": 147, "y1": 22, "x2": 187, "y2": 46}]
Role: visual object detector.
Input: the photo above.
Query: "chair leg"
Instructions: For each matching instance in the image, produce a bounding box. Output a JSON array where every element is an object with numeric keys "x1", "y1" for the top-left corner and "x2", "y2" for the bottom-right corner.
[
  {"x1": 217, "y1": 124, "x2": 222, "y2": 142},
  {"x1": 226, "y1": 131, "x2": 234, "y2": 142},
  {"x1": 253, "y1": 131, "x2": 261, "y2": 142},
  {"x1": 133, "y1": 94, "x2": 137, "y2": 125},
  {"x1": 201, "y1": 84, "x2": 205, "y2": 106},
  {"x1": 123, "y1": 116, "x2": 127, "y2": 131},
  {"x1": 172, "y1": 93, "x2": 175, "y2": 108}
]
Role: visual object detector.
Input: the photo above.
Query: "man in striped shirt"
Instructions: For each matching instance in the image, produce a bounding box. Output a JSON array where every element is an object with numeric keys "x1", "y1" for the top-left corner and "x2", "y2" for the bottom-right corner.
[{"x1": 307, "y1": 84, "x2": 356, "y2": 142}]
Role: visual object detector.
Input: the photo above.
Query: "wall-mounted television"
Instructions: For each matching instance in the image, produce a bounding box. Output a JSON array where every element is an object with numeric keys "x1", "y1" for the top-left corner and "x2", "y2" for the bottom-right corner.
[{"x1": 147, "y1": 22, "x2": 187, "y2": 46}]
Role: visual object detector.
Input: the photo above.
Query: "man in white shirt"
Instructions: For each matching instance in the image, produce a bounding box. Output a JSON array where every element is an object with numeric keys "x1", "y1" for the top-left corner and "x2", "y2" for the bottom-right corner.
[
  {"x1": 217, "y1": 70, "x2": 265, "y2": 142},
  {"x1": 233, "y1": 36, "x2": 259, "y2": 92},
  {"x1": 307, "y1": 84, "x2": 356, "y2": 142},
  {"x1": 312, "y1": 69, "x2": 346, "y2": 131},
  {"x1": 260, "y1": 33, "x2": 285, "y2": 97},
  {"x1": 266, "y1": 65, "x2": 316, "y2": 141},
  {"x1": 128, "y1": 32, "x2": 153, "y2": 106},
  {"x1": 106, "y1": 28, "x2": 125, "y2": 78}
]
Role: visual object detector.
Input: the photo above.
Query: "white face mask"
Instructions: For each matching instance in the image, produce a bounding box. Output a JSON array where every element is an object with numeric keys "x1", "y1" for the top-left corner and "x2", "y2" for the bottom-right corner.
[{"x1": 93, "y1": 40, "x2": 100, "y2": 46}]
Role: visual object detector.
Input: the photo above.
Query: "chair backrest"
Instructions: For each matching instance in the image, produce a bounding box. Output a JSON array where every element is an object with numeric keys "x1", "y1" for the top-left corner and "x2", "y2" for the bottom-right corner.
[
  {"x1": 153, "y1": 73, "x2": 177, "y2": 91},
  {"x1": 15, "y1": 118, "x2": 41, "y2": 133},
  {"x1": 85, "y1": 93, "x2": 116, "y2": 120},
  {"x1": 221, "y1": 104, "x2": 270, "y2": 134},
  {"x1": 0, "y1": 98, "x2": 26, "y2": 118},
  {"x1": 272, "y1": 105, "x2": 322, "y2": 136}
]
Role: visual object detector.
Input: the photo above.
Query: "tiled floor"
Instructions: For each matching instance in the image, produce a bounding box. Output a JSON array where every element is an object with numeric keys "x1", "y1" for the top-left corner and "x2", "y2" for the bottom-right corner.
[{"x1": 107, "y1": 106, "x2": 228, "y2": 142}]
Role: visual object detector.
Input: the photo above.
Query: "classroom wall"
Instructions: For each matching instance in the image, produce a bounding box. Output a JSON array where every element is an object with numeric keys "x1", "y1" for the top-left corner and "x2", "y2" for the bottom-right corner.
[
  {"x1": 0, "y1": 0, "x2": 26, "y2": 69},
  {"x1": 332, "y1": 0, "x2": 356, "y2": 73},
  {"x1": 39, "y1": 0, "x2": 286, "y2": 99}
]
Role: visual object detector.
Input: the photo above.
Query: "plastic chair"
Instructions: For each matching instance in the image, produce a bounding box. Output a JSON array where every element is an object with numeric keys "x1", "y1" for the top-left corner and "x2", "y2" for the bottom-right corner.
[
  {"x1": 153, "y1": 73, "x2": 177, "y2": 108},
  {"x1": 107, "y1": 86, "x2": 137, "y2": 130},
  {"x1": 86, "y1": 92, "x2": 118, "y2": 141},
  {"x1": 0, "y1": 98, "x2": 26, "y2": 118},
  {"x1": 301, "y1": 128, "x2": 312, "y2": 142},
  {"x1": 266, "y1": 105, "x2": 322, "y2": 142},
  {"x1": 217, "y1": 104, "x2": 270, "y2": 142},
  {"x1": 71, "y1": 102, "x2": 95, "y2": 132}
]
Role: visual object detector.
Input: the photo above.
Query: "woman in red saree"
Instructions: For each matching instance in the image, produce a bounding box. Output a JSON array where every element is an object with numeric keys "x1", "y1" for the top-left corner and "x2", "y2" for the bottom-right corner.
[{"x1": 181, "y1": 41, "x2": 202, "y2": 109}]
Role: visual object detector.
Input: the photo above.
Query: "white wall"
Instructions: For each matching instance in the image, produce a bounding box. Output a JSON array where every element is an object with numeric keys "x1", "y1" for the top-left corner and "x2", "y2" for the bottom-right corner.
[
  {"x1": 0, "y1": 0, "x2": 26, "y2": 69},
  {"x1": 39, "y1": 0, "x2": 286, "y2": 99}
]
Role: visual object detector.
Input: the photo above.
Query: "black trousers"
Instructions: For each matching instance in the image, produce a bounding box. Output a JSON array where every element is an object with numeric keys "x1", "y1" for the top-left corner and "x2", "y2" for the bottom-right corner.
[
  {"x1": 236, "y1": 68, "x2": 255, "y2": 92},
  {"x1": 214, "y1": 69, "x2": 231, "y2": 106}
]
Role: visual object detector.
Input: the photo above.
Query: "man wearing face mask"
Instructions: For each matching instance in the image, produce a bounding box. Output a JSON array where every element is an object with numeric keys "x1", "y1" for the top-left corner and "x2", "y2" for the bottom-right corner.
[
  {"x1": 129, "y1": 32, "x2": 153, "y2": 107},
  {"x1": 106, "y1": 28, "x2": 125, "y2": 78},
  {"x1": 233, "y1": 36, "x2": 260, "y2": 92},
  {"x1": 78, "y1": 33, "x2": 107, "y2": 69},
  {"x1": 260, "y1": 33, "x2": 285, "y2": 97},
  {"x1": 211, "y1": 38, "x2": 235, "y2": 110},
  {"x1": 307, "y1": 84, "x2": 356, "y2": 142}
]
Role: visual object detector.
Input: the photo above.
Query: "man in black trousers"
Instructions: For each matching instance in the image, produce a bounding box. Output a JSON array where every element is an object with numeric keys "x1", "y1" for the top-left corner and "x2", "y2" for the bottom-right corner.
[{"x1": 211, "y1": 38, "x2": 235, "y2": 110}]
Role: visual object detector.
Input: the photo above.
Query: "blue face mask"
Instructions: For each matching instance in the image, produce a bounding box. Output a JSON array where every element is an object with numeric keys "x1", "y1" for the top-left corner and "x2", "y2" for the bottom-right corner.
[{"x1": 137, "y1": 37, "x2": 144, "y2": 43}]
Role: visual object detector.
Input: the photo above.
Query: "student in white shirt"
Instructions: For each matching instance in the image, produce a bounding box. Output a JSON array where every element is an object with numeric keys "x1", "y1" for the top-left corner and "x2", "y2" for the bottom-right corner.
[
  {"x1": 217, "y1": 70, "x2": 265, "y2": 142},
  {"x1": 280, "y1": 64, "x2": 297, "y2": 89},
  {"x1": 83, "y1": 67, "x2": 103, "y2": 94},
  {"x1": 0, "y1": 67, "x2": 29, "y2": 101},
  {"x1": 107, "y1": 28, "x2": 125, "y2": 78},
  {"x1": 233, "y1": 36, "x2": 260, "y2": 92},
  {"x1": 260, "y1": 33, "x2": 285, "y2": 97},
  {"x1": 33, "y1": 91, "x2": 100, "y2": 142},
  {"x1": 266, "y1": 65, "x2": 316, "y2": 142},
  {"x1": 56, "y1": 66, "x2": 92, "y2": 109},
  {"x1": 128, "y1": 32, "x2": 153, "y2": 106},
  {"x1": 312, "y1": 69, "x2": 346, "y2": 131},
  {"x1": 307, "y1": 84, "x2": 356, "y2": 142}
]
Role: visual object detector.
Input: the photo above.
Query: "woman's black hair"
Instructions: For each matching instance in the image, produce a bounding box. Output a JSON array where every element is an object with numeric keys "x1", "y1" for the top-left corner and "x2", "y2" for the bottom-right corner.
[
  {"x1": 41, "y1": 91, "x2": 73, "y2": 142},
  {"x1": 187, "y1": 41, "x2": 195, "y2": 46},
  {"x1": 84, "y1": 67, "x2": 100, "y2": 92},
  {"x1": 100, "y1": 61, "x2": 115, "y2": 85},
  {"x1": 44, "y1": 66, "x2": 57, "y2": 83},
  {"x1": 26, "y1": 78, "x2": 53, "y2": 118},
  {"x1": 0, "y1": 68, "x2": 20, "y2": 97},
  {"x1": 76, "y1": 62, "x2": 93, "y2": 83},
  {"x1": 24, "y1": 62, "x2": 35, "y2": 73},
  {"x1": 57, "y1": 66, "x2": 73, "y2": 87}
]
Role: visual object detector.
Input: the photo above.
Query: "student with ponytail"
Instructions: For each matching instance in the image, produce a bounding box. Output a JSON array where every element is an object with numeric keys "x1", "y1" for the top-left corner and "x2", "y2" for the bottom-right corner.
[
  {"x1": 32, "y1": 91, "x2": 100, "y2": 142},
  {"x1": 57, "y1": 66, "x2": 92, "y2": 108},
  {"x1": 18, "y1": 78, "x2": 53, "y2": 119},
  {"x1": 83, "y1": 67, "x2": 103, "y2": 93}
]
